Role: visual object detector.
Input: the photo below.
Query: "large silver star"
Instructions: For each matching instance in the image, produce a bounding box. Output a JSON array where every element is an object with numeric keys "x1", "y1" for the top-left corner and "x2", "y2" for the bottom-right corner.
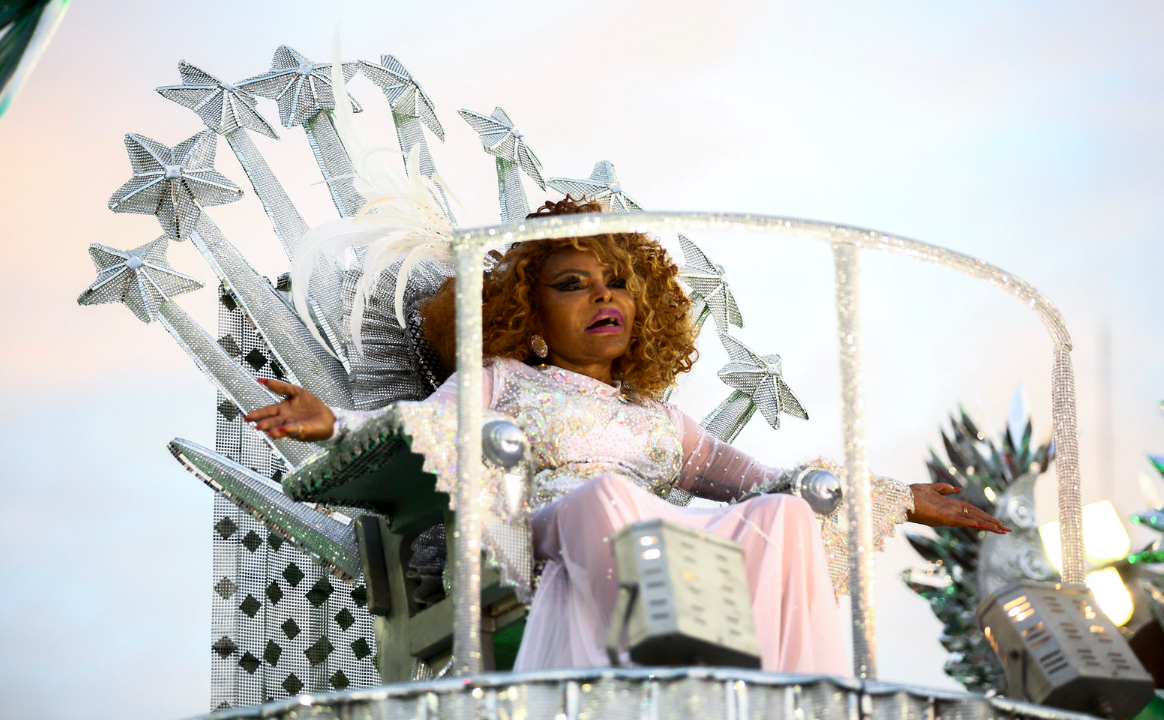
[
  {"x1": 458, "y1": 106, "x2": 545, "y2": 188},
  {"x1": 546, "y1": 160, "x2": 643, "y2": 212},
  {"x1": 678, "y1": 233, "x2": 743, "y2": 333},
  {"x1": 156, "y1": 61, "x2": 279, "y2": 138},
  {"x1": 108, "y1": 130, "x2": 242, "y2": 241},
  {"x1": 77, "y1": 236, "x2": 202, "y2": 323},
  {"x1": 717, "y1": 334, "x2": 808, "y2": 431},
  {"x1": 235, "y1": 45, "x2": 361, "y2": 128},
  {"x1": 360, "y1": 54, "x2": 444, "y2": 140}
]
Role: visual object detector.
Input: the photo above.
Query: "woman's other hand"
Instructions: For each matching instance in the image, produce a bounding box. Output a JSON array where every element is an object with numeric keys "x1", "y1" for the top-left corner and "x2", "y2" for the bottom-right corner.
[
  {"x1": 907, "y1": 483, "x2": 1012, "y2": 534},
  {"x1": 243, "y1": 379, "x2": 336, "y2": 442}
]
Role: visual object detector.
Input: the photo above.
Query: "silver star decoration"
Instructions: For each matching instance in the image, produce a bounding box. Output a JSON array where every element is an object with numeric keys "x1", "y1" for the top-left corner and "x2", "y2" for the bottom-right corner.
[
  {"x1": 236, "y1": 45, "x2": 361, "y2": 128},
  {"x1": 108, "y1": 130, "x2": 242, "y2": 241},
  {"x1": 546, "y1": 160, "x2": 643, "y2": 212},
  {"x1": 717, "y1": 333, "x2": 808, "y2": 431},
  {"x1": 458, "y1": 106, "x2": 545, "y2": 188},
  {"x1": 77, "y1": 236, "x2": 202, "y2": 323},
  {"x1": 360, "y1": 54, "x2": 444, "y2": 140},
  {"x1": 678, "y1": 233, "x2": 743, "y2": 333},
  {"x1": 156, "y1": 61, "x2": 279, "y2": 138}
]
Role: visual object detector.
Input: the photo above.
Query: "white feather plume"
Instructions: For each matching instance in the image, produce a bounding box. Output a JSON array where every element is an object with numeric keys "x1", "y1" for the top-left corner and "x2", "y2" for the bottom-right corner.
[{"x1": 290, "y1": 29, "x2": 456, "y2": 357}]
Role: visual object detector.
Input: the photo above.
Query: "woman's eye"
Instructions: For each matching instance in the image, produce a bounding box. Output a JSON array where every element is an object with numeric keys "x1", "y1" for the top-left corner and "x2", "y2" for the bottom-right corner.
[
  {"x1": 608, "y1": 277, "x2": 627, "y2": 289},
  {"x1": 550, "y1": 278, "x2": 584, "y2": 291}
]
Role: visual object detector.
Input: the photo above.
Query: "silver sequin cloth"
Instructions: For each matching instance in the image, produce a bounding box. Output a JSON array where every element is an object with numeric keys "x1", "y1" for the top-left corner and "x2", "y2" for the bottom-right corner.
[{"x1": 359, "y1": 361, "x2": 683, "y2": 513}]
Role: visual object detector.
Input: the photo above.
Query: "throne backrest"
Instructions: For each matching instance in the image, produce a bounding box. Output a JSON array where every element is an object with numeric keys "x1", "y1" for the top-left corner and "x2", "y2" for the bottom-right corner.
[{"x1": 338, "y1": 254, "x2": 451, "y2": 411}]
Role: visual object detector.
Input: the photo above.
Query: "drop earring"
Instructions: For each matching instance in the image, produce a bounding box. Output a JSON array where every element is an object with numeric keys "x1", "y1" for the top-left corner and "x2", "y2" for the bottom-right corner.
[{"x1": 530, "y1": 334, "x2": 549, "y2": 359}]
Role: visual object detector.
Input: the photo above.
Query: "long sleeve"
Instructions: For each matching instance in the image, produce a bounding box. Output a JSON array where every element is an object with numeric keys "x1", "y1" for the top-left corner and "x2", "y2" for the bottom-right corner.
[
  {"x1": 667, "y1": 406, "x2": 784, "y2": 502},
  {"x1": 329, "y1": 361, "x2": 499, "y2": 441},
  {"x1": 664, "y1": 404, "x2": 913, "y2": 596}
]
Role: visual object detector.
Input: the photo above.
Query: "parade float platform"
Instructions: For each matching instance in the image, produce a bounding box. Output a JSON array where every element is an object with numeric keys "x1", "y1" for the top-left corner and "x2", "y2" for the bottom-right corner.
[
  {"x1": 76, "y1": 43, "x2": 1162, "y2": 720},
  {"x1": 189, "y1": 667, "x2": 1118, "y2": 720}
]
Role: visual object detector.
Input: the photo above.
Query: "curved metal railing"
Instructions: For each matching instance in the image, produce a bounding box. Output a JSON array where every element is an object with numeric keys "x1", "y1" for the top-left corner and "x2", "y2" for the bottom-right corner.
[{"x1": 449, "y1": 211, "x2": 1083, "y2": 680}]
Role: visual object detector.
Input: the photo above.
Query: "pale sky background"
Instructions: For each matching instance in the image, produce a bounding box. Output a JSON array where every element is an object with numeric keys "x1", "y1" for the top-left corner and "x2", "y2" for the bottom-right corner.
[{"x1": 2, "y1": 2, "x2": 1163, "y2": 719}]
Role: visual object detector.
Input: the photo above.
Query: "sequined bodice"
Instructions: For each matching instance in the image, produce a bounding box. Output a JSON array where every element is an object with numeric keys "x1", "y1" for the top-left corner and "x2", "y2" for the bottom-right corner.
[{"x1": 491, "y1": 363, "x2": 684, "y2": 508}]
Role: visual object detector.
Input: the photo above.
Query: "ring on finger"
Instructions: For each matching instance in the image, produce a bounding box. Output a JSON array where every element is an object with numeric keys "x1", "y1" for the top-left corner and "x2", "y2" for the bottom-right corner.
[
  {"x1": 961, "y1": 506, "x2": 970, "y2": 516},
  {"x1": 289, "y1": 422, "x2": 303, "y2": 438}
]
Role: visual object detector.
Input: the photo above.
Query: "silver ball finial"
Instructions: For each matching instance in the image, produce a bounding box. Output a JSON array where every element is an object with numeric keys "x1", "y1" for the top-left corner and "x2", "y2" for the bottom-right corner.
[
  {"x1": 796, "y1": 469, "x2": 843, "y2": 515},
  {"x1": 482, "y1": 419, "x2": 528, "y2": 470}
]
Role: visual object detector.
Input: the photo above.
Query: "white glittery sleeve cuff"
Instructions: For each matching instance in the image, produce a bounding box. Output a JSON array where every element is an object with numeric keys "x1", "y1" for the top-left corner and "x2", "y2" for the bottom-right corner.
[
  {"x1": 817, "y1": 470, "x2": 914, "y2": 597},
  {"x1": 870, "y1": 475, "x2": 914, "y2": 551},
  {"x1": 326, "y1": 407, "x2": 381, "y2": 443}
]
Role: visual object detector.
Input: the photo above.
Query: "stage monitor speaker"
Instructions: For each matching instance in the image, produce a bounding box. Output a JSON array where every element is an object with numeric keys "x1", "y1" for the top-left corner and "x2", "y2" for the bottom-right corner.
[
  {"x1": 607, "y1": 519, "x2": 761, "y2": 668},
  {"x1": 978, "y1": 581, "x2": 1154, "y2": 719}
]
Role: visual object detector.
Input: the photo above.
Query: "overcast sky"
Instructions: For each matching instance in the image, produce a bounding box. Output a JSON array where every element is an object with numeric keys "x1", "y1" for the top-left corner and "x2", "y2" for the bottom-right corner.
[{"x1": 2, "y1": 2, "x2": 1163, "y2": 719}]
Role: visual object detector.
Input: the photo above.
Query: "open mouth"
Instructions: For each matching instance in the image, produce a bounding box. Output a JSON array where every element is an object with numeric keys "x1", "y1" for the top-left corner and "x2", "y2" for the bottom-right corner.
[{"x1": 586, "y1": 310, "x2": 624, "y2": 332}]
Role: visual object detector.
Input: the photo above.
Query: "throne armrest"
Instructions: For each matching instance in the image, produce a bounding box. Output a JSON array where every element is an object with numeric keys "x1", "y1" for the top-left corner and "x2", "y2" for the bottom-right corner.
[{"x1": 281, "y1": 408, "x2": 448, "y2": 535}]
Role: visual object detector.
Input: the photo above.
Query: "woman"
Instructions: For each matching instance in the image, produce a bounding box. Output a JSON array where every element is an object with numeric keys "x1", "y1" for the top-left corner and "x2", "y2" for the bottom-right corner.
[{"x1": 245, "y1": 197, "x2": 1009, "y2": 674}]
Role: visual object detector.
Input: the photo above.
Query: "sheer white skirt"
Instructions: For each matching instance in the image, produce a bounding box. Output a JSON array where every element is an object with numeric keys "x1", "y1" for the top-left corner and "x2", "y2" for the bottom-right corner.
[{"x1": 513, "y1": 474, "x2": 848, "y2": 675}]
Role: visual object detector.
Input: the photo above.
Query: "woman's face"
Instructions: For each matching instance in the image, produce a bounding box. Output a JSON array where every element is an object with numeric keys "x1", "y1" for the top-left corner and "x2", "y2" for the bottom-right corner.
[{"x1": 534, "y1": 248, "x2": 636, "y2": 377}]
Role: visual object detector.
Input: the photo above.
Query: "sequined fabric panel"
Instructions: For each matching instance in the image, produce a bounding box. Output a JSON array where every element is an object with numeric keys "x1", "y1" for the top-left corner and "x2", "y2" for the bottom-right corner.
[
  {"x1": 491, "y1": 361, "x2": 684, "y2": 509},
  {"x1": 210, "y1": 286, "x2": 377, "y2": 711}
]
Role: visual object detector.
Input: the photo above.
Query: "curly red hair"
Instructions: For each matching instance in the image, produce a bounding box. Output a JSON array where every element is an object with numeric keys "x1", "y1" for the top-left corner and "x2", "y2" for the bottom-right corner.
[{"x1": 421, "y1": 197, "x2": 696, "y2": 398}]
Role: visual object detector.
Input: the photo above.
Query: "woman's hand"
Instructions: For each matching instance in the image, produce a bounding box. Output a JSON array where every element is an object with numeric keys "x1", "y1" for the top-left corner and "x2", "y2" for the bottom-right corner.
[
  {"x1": 907, "y1": 483, "x2": 1012, "y2": 534},
  {"x1": 243, "y1": 379, "x2": 336, "y2": 442}
]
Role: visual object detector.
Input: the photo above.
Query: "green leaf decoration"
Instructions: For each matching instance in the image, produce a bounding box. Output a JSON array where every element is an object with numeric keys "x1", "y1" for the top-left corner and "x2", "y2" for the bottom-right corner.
[
  {"x1": 0, "y1": 0, "x2": 69, "y2": 120},
  {"x1": 905, "y1": 402, "x2": 1054, "y2": 693}
]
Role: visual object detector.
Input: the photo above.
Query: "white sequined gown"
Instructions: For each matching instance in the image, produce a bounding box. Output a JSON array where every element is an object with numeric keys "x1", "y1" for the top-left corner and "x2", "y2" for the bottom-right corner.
[{"x1": 334, "y1": 357, "x2": 912, "y2": 675}]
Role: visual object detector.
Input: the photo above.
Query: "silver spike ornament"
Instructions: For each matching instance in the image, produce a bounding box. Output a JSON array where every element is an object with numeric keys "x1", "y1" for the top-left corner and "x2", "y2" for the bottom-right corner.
[
  {"x1": 237, "y1": 45, "x2": 366, "y2": 217},
  {"x1": 76, "y1": 238, "x2": 315, "y2": 466},
  {"x1": 107, "y1": 130, "x2": 353, "y2": 410},
  {"x1": 170, "y1": 439, "x2": 357, "y2": 579},
  {"x1": 459, "y1": 106, "x2": 545, "y2": 222}
]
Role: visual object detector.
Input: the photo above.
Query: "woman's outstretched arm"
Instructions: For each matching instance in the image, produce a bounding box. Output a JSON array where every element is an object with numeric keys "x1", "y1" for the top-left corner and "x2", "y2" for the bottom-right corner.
[
  {"x1": 667, "y1": 406, "x2": 1010, "y2": 533},
  {"x1": 669, "y1": 408, "x2": 781, "y2": 502},
  {"x1": 243, "y1": 361, "x2": 502, "y2": 443}
]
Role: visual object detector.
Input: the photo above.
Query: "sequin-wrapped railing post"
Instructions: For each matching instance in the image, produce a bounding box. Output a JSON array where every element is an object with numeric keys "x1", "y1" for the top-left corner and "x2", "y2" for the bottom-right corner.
[
  {"x1": 451, "y1": 211, "x2": 1086, "y2": 586},
  {"x1": 832, "y1": 242, "x2": 877, "y2": 679},
  {"x1": 1051, "y1": 344, "x2": 1085, "y2": 586},
  {"x1": 453, "y1": 237, "x2": 486, "y2": 676}
]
